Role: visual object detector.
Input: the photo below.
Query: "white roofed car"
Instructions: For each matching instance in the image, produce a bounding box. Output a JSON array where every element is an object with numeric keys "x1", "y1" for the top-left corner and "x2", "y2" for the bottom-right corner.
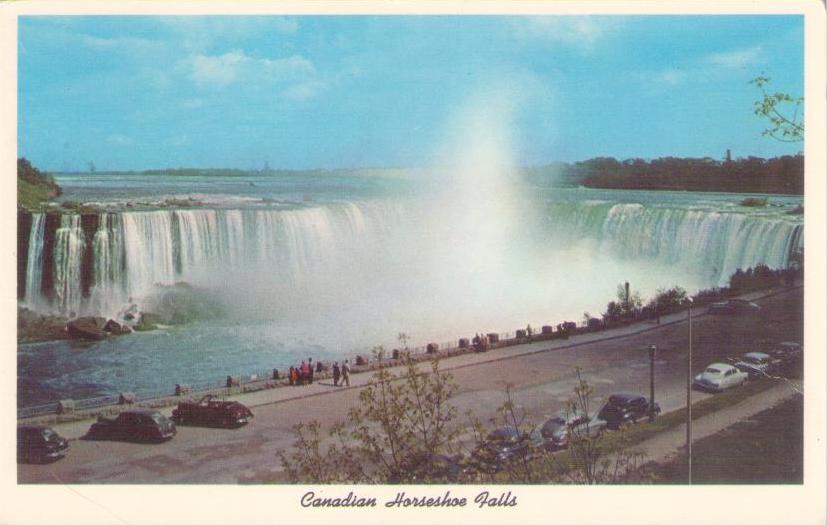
[
  {"x1": 693, "y1": 363, "x2": 748, "y2": 392},
  {"x1": 733, "y1": 352, "x2": 774, "y2": 378}
]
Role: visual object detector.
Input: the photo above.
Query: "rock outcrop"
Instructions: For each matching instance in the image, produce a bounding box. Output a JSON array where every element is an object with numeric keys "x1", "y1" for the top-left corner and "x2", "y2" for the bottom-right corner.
[{"x1": 66, "y1": 316, "x2": 107, "y2": 340}]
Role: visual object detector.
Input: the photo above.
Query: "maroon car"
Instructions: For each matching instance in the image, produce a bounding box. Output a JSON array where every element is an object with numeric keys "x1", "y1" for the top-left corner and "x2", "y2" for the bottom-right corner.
[
  {"x1": 86, "y1": 409, "x2": 176, "y2": 443},
  {"x1": 172, "y1": 395, "x2": 253, "y2": 428}
]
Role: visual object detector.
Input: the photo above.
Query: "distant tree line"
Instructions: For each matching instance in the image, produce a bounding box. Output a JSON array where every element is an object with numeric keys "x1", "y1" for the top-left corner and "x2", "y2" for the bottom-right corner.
[
  {"x1": 49, "y1": 154, "x2": 804, "y2": 195},
  {"x1": 524, "y1": 154, "x2": 803, "y2": 195}
]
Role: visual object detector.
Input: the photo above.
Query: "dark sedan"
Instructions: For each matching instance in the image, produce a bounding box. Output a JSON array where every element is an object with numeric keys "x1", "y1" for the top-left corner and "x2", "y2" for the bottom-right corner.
[
  {"x1": 597, "y1": 393, "x2": 660, "y2": 430},
  {"x1": 768, "y1": 341, "x2": 802, "y2": 367},
  {"x1": 85, "y1": 409, "x2": 176, "y2": 443},
  {"x1": 18, "y1": 426, "x2": 69, "y2": 463},
  {"x1": 471, "y1": 427, "x2": 536, "y2": 473}
]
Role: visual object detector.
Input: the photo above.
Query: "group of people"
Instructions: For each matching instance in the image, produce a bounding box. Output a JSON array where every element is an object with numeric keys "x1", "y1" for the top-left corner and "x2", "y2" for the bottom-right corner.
[
  {"x1": 287, "y1": 357, "x2": 350, "y2": 387},
  {"x1": 472, "y1": 333, "x2": 490, "y2": 351},
  {"x1": 331, "y1": 360, "x2": 350, "y2": 387}
]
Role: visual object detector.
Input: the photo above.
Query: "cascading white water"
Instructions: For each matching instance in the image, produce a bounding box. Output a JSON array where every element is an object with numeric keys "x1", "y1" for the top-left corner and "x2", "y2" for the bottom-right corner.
[
  {"x1": 545, "y1": 201, "x2": 804, "y2": 286},
  {"x1": 23, "y1": 213, "x2": 46, "y2": 310},
  {"x1": 51, "y1": 214, "x2": 85, "y2": 315},
  {"x1": 20, "y1": 198, "x2": 802, "y2": 319},
  {"x1": 121, "y1": 210, "x2": 177, "y2": 301},
  {"x1": 89, "y1": 212, "x2": 126, "y2": 315}
]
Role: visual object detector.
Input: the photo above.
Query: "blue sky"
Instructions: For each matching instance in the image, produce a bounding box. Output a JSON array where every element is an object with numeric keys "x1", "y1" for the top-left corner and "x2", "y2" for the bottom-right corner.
[{"x1": 18, "y1": 15, "x2": 804, "y2": 171}]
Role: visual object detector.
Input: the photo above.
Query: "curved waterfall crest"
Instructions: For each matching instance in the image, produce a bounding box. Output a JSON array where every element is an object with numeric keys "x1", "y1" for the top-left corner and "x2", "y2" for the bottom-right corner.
[
  {"x1": 19, "y1": 199, "x2": 803, "y2": 317},
  {"x1": 545, "y1": 201, "x2": 803, "y2": 285}
]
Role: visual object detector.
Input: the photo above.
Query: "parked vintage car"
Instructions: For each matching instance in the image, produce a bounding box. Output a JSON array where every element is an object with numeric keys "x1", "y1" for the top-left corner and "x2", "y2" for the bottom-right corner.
[
  {"x1": 470, "y1": 427, "x2": 538, "y2": 473},
  {"x1": 540, "y1": 410, "x2": 606, "y2": 450},
  {"x1": 597, "y1": 393, "x2": 660, "y2": 430},
  {"x1": 708, "y1": 299, "x2": 761, "y2": 315},
  {"x1": 693, "y1": 363, "x2": 748, "y2": 392},
  {"x1": 171, "y1": 395, "x2": 253, "y2": 428},
  {"x1": 86, "y1": 409, "x2": 176, "y2": 443},
  {"x1": 767, "y1": 341, "x2": 802, "y2": 366},
  {"x1": 733, "y1": 351, "x2": 774, "y2": 378},
  {"x1": 17, "y1": 426, "x2": 69, "y2": 463}
]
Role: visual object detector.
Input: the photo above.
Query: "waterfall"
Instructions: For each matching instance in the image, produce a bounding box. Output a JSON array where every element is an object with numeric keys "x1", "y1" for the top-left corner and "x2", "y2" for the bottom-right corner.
[
  {"x1": 19, "y1": 199, "x2": 803, "y2": 317},
  {"x1": 51, "y1": 214, "x2": 85, "y2": 315},
  {"x1": 23, "y1": 213, "x2": 46, "y2": 310},
  {"x1": 546, "y1": 201, "x2": 804, "y2": 285},
  {"x1": 89, "y1": 213, "x2": 126, "y2": 315},
  {"x1": 121, "y1": 210, "x2": 177, "y2": 301}
]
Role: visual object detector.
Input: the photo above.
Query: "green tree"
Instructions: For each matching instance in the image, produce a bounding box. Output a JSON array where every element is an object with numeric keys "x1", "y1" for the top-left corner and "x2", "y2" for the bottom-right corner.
[
  {"x1": 750, "y1": 76, "x2": 804, "y2": 142},
  {"x1": 280, "y1": 348, "x2": 461, "y2": 483},
  {"x1": 465, "y1": 370, "x2": 648, "y2": 484},
  {"x1": 17, "y1": 157, "x2": 61, "y2": 210}
]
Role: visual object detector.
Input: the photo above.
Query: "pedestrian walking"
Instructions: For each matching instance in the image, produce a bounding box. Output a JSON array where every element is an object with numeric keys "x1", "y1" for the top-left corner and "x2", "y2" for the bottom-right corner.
[
  {"x1": 332, "y1": 362, "x2": 341, "y2": 387},
  {"x1": 341, "y1": 359, "x2": 350, "y2": 387},
  {"x1": 308, "y1": 358, "x2": 314, "y2": 384},
  {"x1": 288, "y1": 366, "x2": 296, "y2": 386}
]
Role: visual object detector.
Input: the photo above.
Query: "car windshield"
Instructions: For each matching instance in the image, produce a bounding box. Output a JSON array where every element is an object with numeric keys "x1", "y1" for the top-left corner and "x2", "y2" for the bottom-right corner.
[
  {"x1": 705, "y1": 368, "x2": 721, "y2": 374},
  {"x1": 151, "y1": 413, "x2": 166, "y2": 424},
  {"x1": 743, "y1": 356, "x2": 761, "y2": 364},
  {"x1": 41, "y1": 429, "x2": 59, "y2": 441}
]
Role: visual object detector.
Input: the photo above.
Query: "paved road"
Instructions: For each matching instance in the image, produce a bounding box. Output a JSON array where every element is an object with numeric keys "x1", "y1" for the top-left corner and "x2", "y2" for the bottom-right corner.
[{"x1": 18, "y1": 287, "x2": 803, "y2": 483}]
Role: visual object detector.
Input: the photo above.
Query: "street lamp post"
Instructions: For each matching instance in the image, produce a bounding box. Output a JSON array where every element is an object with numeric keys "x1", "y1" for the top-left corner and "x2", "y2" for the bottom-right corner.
[
  {"x1": 648, "y1": 344, "x2": 657, "y2": 423},
  {"x1": 686, "y1": 297, "x2": 693, "y2": 484}
]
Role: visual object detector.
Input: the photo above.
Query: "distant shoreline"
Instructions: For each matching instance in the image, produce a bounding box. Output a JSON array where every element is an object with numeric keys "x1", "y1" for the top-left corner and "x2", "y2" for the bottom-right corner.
[{"x1": 46, "y1": 153, "x2": 804, "y2": 196}]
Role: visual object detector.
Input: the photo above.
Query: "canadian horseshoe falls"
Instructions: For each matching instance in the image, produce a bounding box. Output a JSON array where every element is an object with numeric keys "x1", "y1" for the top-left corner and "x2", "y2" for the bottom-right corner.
[
  {"x1": 17, "y1": 184, "x2": 804, "y2": 406},
  {"x1": 16, "y1": 103, "x2": 804, "y2": 407}
]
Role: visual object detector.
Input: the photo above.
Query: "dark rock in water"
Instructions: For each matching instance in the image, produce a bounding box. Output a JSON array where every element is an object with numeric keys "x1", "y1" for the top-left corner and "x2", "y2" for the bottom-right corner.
[
  {"x1": 104, "y1": 319, "x2": 132, "y2": 335},
  {"x1": 66, "y1": 316, "x2": 107, "y2": 340},
  {"x1": 122, "y1": 303, "x2": 139, "y2": 322},
  {"x1": 17, "y1": 306, "x2": 70, "y2": 342}
]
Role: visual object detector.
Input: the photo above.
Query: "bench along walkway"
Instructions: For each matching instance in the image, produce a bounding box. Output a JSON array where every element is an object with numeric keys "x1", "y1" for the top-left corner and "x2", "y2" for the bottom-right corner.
[{"x1": 22, "y1": 286, "x2": 800, "y2": 441}]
